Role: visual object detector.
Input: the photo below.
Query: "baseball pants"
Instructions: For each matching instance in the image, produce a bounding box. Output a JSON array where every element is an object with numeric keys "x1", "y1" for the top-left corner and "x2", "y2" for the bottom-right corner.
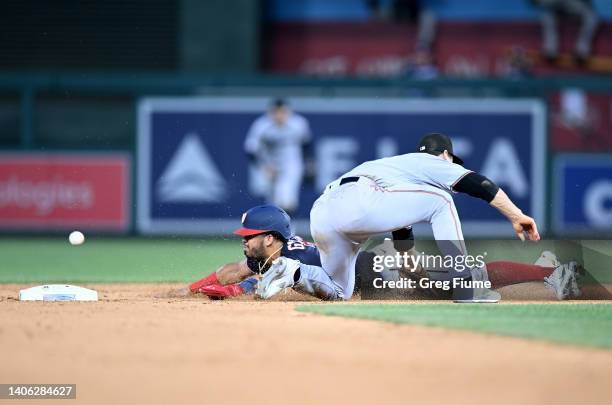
[{"x1": 310, "y1": 176, "x2": 468, "y2": 299}]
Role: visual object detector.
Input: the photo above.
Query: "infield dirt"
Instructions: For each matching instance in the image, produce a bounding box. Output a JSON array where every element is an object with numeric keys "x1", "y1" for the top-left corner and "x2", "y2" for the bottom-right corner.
[{"x1": 1, "y1": 283, "x2": 611, "y2": 405}]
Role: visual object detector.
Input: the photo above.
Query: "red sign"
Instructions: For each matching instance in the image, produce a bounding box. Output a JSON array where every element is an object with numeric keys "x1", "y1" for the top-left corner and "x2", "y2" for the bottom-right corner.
[{"x1": 0, "y1": 153, "x2": 130, "y2": 231}]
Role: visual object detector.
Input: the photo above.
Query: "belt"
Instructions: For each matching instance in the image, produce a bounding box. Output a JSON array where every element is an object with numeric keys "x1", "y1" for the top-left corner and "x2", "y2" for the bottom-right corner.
[{"x1": 339, "y1": 176, "x2": 360, "y2": 185}]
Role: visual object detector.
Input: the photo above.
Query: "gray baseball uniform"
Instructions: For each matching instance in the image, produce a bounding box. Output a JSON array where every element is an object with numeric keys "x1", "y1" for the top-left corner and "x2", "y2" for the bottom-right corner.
[{"x1": 310, "y1": 153, "x2": 472, "y2": 299}]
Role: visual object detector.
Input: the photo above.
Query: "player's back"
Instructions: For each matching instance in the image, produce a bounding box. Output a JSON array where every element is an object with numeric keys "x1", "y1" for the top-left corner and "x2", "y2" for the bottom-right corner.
[
  {"x1": 282, "y1": 236, "x2": 321, "y2": 267},
  {"x1": 341, "y1": 152, "x2": 469, "y2": 192}
]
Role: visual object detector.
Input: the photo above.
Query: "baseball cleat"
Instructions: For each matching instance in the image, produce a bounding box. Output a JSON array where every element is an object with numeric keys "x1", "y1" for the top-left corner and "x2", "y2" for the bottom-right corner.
[
  {"x1": 255, "y1": 257, "x2": 301, "y2": 299},
  {"x1": 454, "y1": 288, "x2": 501, "y2": 303},
  {"x1": 534, "y1": 250, "x2": 561, "y2": 268},
  {"x1": 469, "y1": 265, "x2": 490, "y2": 283},
  {"x1": 544, "y1": 261, "x2": 584, "y2": 300}
]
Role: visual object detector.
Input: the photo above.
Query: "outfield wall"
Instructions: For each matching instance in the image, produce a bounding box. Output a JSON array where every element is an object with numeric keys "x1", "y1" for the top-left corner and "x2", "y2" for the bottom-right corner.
[{"x1": 1, "y1": 79, "x2": 611, "y2": 238}]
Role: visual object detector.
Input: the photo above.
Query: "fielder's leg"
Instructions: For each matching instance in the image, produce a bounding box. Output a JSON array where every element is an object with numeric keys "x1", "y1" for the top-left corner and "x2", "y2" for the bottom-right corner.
[
  {"x1": 309, "y1": 184, "x2": 366, "y2": 299},
  {"x1": 354, "y1": 182, "x2": 475, "y2": 300},
  {"x1": 427, "y1": 197, "x2": 493, "y2": 301}
]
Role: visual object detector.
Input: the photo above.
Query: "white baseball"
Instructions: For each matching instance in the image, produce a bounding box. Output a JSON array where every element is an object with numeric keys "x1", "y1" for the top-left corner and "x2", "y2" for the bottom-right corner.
[{"x1": 69, "y1": 231, "x2": 85, "y2": 246}]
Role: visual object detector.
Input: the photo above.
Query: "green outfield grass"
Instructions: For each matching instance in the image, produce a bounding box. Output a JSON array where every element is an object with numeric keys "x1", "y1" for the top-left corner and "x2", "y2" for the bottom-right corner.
[
  {"x1": 297, "y1": 303, "x2": 612, "y2": 349},
  {"x1": 2, "y1": 237, "x2": 611, "y2": 284},
  {"x1": 0, "y1": 237, "x2": 242, "y2": 283}
]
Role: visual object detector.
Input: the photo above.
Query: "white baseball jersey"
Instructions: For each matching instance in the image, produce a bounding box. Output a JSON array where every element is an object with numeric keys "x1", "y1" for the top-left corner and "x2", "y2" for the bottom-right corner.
[
  {"x1": 311, "y1": 152, "x2": 473, "y2": 299},
  {"x1": 244, "y1": 112, "x2": 310, "y2": 167},
  {"x1": 244, "y1": 112, "x2": 311, "y2": 211}
]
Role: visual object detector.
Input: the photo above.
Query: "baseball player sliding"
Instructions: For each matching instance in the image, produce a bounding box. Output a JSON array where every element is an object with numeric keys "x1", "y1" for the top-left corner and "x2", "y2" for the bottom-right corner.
[
  {"x1": 187, "y1": 204, "x2": 579, "y2": 301},
  {"x1": 188, "y1": 205, "x2": 380, "y2": 300},
  {"x1": 256, "y1": 133, "x2": 540, "y2": 303}
]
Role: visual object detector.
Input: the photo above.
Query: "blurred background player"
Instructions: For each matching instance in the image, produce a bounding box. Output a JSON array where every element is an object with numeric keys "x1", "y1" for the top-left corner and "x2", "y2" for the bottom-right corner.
[{"x1": 245, "y1": 99, "x2": 312, "y2": 214}]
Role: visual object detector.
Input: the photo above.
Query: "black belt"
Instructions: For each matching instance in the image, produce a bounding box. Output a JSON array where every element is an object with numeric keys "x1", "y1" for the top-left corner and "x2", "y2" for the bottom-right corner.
[{"x1": 339, "y1": 176, "x2": 360, "y2": 185}]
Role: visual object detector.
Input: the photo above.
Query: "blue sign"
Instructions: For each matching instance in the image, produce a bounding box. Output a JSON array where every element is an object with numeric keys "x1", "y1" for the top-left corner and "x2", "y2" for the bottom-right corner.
[
  {"x1": 555, "y1": 154, "x2": 612, "y2": 235},
  {"x1": 137, "y1": 98, "x2": 545, "y2": 236}
]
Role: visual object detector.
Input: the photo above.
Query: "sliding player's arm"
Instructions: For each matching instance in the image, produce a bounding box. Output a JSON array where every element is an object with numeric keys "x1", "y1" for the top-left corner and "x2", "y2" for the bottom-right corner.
[{"x1": 216, "y1": 260, "x2": 254, "y2": 285}]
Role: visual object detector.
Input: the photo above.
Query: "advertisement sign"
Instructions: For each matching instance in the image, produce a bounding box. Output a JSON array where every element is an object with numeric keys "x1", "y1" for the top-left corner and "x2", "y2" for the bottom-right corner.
[
  {"x1": 0, "y1": 153, "x2": 130, "y2": 231},
  {"x1": 554, "y1": 154, "x2": 612, "y2": 235},
  {"x1": 138, "y1": 97, "x2": 545, "y2": 237}
]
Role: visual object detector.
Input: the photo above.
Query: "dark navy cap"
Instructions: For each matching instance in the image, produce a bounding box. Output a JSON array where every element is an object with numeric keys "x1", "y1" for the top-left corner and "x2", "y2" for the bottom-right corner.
[
  {"x1": 270, "y1": 98, "x2": 288, "y2": 108},
  {"x1": 234, "y1": 205, "x2": 293, "y2": 240},
  {"x1": 417, "y1": 132, "x2": 464, "y2": 165}
]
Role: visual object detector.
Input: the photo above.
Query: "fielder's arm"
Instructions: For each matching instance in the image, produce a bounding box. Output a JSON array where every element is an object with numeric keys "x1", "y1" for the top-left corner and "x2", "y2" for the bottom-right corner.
[
  {"x1": 489, "y1": 188, "x2": 540, "y2": 241},
  {"x1": 215, "y1": 260, "x2": 254, "y2": 285},
  {"x1": 453, "y1": 172, "x2": 539, "y2": 241}
]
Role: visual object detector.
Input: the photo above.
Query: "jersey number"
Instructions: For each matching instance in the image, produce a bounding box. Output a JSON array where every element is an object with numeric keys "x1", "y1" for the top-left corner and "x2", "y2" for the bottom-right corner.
[{"x1": 286, "y1": 240, "x2": 305, "y2": 251}]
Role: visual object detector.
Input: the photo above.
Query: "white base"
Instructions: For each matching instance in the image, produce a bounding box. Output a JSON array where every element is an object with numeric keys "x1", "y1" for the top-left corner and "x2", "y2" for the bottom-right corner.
[{"x1": 19, "y1": 285, "x2": 98, "y2": 301}]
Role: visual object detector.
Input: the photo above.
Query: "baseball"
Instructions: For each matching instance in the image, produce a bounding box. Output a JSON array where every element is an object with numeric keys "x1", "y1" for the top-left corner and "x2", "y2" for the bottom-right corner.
[{"x1": 68, "y1": 231, "x2": 85, "y2": 246}]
